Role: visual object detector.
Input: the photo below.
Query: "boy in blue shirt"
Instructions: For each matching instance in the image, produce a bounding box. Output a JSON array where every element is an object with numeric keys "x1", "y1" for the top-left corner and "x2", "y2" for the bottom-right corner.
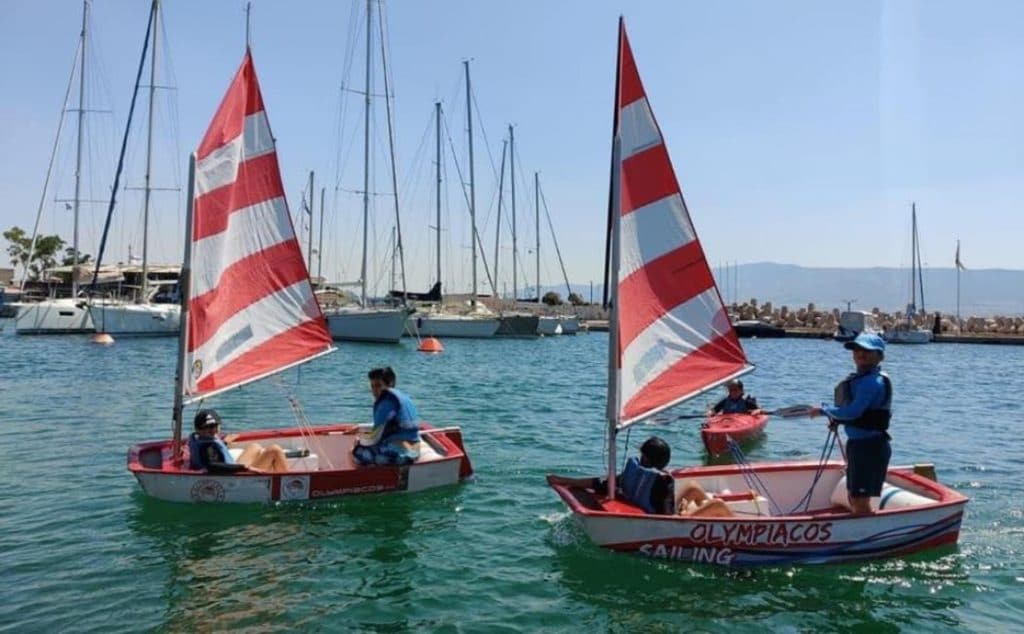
[{"x1": 809, "y1": 333, "x2": 893, "y2": 515}]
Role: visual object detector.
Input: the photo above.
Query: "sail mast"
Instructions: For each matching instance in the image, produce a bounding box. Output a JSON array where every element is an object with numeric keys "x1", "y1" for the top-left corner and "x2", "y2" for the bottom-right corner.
[
  {"x1": 916, "y1": 204, "x2": 925, "y2": 312},
  {"x1": 141, "y1": 0, "x2": 159, "y2": 302},
  {"x1": 171, "y1": 154, "x2": 196, "y2": 461},
  {"x1": 494, "y1": 139, "x2": 507, "y2": 296},
  {"x1": 510, "y1": 124, "x2": 518, "y2": 301},
  {"x1": 464, "y1": 60, "x2": 477, "y2": 304},
  {"x1": 378, "y1": 3, "x2": 408, "y2": 300},
  {"x1": 435, "y1": 101, "x2": 442, "y2": 291},
  {"x1": 360, "y1": 0, "x2": 372, "y2": 305},
  {"x1": 317, "y1": 187, "x2": 325, "y2": 281},
  {"x1": 307, "y1": 170, "x2": 315, "y2": 274},
  {"x1": 71, "y1": 0, "x2": 89, "y2": 298},
  {"x1": 535, "y1": 171, "x2": 541, "y2": 304}
]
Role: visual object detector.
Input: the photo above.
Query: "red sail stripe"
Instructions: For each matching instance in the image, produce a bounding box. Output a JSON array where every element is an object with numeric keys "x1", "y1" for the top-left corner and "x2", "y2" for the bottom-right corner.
[
  {"x1": 195, "y1": 321, "x2": 331, "y2": 393},
  {"x1": 621, "y1": 333, "x2": 747, "y2": 421},
  {"x1": 197, "y1": 52, "x2": 267, "y2": 161},
  {"x1": 616, "y1": 240, "x2": 714, "y2": 349},
  {"x1": 618, "y1": 23, "x2": 645, "y2": 109},
  {"x1": 620, "y1": 145, "x2": 681, "y2": 216},
  {"x1": 193, "y1": 152, "x2": 284, "y2": 241},
  {"x1": 188, "y1": 239, "x2": 310, "y2": 351}
]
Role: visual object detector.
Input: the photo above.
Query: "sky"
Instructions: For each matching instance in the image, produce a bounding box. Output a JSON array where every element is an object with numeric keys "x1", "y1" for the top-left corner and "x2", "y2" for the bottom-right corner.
[{"x1": 1, "y1": 0, "x2": 1022, "y2": 297}]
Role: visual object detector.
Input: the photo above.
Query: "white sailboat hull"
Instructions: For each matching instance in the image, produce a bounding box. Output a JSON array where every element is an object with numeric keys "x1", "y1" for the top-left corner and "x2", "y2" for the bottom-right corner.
[
  {"x1": 325, "y1": 307, "x2": 408, "y2": 343},
  {"x1": 87, "y1": 302, "x2": 180, "y2": 336},
  {"x1": 558, "y1": 316, "x2": 580, "y2": 335},
  {"x1": 537, "y1": 316, "x2": 562, "y2": 336},
  {"x1": 14, "y1": 298, "x2": 94, "y2": 334},
  {"x1": 405, "y1": 314, "x2": 499, "y2": 338}
]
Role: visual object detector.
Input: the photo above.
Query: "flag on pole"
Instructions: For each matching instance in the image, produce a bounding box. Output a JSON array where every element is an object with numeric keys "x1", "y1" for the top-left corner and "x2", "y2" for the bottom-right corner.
[{"x1": 955, "y1": 240, "x2": 966, "y2": 271}]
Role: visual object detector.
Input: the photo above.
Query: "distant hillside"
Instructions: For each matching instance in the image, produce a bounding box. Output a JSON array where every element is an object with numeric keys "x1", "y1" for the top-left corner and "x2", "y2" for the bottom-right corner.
[{"x1": 542, "y1": 262, "x2": 1023, "y2": 316}]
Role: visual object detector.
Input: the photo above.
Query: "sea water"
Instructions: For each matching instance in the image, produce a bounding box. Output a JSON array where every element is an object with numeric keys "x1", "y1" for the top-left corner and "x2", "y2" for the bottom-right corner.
[{"x1": 1, "y1": 321, "x2": 1021, "y2": 631}]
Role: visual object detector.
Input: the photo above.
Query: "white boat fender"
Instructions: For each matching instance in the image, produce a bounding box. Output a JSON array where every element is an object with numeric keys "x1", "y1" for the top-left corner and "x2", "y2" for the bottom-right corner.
[{"x1": 831, "y1": 477, "x2": 934, "y2": 511}]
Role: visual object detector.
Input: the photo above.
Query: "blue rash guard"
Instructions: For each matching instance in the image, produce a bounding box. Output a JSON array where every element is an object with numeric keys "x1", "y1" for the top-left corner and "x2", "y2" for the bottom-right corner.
[
  {"x1": 353, "y1": 388, "x2": 422, "y2": 466},
  {"x1": 822, "y1": 366, "x2": 890, "y2": 440}
]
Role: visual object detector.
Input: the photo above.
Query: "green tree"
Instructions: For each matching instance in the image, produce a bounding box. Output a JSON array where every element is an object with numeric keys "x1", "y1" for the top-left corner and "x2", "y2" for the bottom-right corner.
[
  {"x1": 61, "y1": 246, "x2": 91, "y2": 267},
  {"x1": 567, "y1": 292, "x2": 585, "y2": 306},
  {"x1": 3, "y1": 226, "x2": 65, "y2": 280},
  {"x1": 542, "y1": 291, "x2": 563, "y2": 306}
]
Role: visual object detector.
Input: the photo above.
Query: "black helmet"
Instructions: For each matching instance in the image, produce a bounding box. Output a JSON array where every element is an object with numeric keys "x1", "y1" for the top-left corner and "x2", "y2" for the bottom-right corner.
[
  {"x1": 193, "y1": 409, "x2": 222, "y2": 430},
  {"x1": 727, "y1": 379, "x2": 744, "y2": 391},
  {"x1": 640, "y1": 436, "x2": 671, "y2": 470}
]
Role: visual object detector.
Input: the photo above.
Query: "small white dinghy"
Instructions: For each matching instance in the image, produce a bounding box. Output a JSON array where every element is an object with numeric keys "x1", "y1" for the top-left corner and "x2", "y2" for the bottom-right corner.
[
  {"x1": 128, "y1": 49, "x2": 472, "y2": 503},
  {"x1": 547, "y1": 19, "x2": 967, "y2": 566}
]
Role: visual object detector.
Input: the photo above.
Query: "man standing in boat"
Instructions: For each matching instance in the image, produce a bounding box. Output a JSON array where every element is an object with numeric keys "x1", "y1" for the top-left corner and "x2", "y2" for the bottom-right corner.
[
  {"x1": 354, "y1": 367, "x2": 422, "y2": 466},
  {"x1": 809, "y1": 333, "x2": 893, "y2": 515},
  {"x1": 708, "y1": 379, "x2": 761, "y2": 415}
]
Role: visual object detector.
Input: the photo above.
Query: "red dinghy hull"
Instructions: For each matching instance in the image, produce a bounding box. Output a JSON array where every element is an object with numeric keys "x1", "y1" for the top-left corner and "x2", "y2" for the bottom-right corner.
[
  {"x1": 701, "y1": 413, "x2": 769, "y2": 456},
  {"x1": 128, "y1": 423, "x2": 472, "y2": 503}
]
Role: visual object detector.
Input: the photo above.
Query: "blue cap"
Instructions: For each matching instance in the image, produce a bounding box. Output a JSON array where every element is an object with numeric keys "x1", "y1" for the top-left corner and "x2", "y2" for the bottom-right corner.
[{"x1": 844, "y1": 333, "x2": 885, "y2": 354}]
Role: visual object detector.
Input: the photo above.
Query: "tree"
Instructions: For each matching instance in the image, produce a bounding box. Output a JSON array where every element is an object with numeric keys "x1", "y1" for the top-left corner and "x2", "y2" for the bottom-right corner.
[
  {"x1": 3, "y1": 226, "x2": 65, "y2": 280},
  {"x1": 62, "y1": 246, "x2": 91, "y2": 267},
  {"x1": 542, "y1": 291, "x2": 563, "y2": 306},
  {"x1": 567, "y1": 292, "x2": 585, "y2": 306}
]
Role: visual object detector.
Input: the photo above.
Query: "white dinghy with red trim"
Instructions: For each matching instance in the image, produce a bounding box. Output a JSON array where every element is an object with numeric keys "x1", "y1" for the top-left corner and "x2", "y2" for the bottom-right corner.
[
  {"x1": 128, "y1": 50, "x2": 472, "y2": 504},
  {"x1": 547, "y1": 19, "x2": 967, "y2": 566}
]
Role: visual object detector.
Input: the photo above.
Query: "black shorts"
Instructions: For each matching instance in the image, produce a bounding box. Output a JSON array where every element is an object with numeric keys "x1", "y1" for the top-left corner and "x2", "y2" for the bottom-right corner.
[{"x1": 846, "y1": 435, "x2": 891, "y2": 498}]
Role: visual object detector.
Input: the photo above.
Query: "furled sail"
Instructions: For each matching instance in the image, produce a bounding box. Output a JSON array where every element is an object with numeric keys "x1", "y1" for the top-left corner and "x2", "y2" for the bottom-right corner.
[
  {"x1": 185, "y1": 50, "x2": 332, "y2": 400},
  {"x1": 611, "y1": 21, "x2": 751, "y2": 426}
]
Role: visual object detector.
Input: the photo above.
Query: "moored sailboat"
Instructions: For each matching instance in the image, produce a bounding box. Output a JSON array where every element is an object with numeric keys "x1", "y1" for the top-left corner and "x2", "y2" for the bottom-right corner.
[
  {"x1": 547, "y1": 19, "x2": 967, "y2": 566},
  {"x1": 883, "y1": 203, "x2": 933, "y2": 344},
  {"x1": 128, "y1": 49, "x2": 471, "y2": 503}
]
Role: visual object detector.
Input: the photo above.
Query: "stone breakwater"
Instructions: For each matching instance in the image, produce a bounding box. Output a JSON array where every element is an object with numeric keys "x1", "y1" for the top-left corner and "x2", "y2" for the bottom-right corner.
[{"x1": 728, "y1": 299, "x2": 1024, "y2": 336}]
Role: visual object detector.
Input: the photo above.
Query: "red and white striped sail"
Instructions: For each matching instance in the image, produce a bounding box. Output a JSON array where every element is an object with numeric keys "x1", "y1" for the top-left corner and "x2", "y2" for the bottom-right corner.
[
  {"x1": 611, "y1": 21, "x2": 751, "y2": 426},
  {"x1": 184, "y1": 51, "x2": 332, "y2": 401}
]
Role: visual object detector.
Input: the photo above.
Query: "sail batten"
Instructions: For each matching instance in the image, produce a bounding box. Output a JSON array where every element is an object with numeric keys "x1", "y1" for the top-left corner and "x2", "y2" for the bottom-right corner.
[
  {"x1": 184, "y1": 51, "x2": 332, "y2": 400},
  {"x1": 611, "y1": 21, "x2": 750, "y2": 426}
]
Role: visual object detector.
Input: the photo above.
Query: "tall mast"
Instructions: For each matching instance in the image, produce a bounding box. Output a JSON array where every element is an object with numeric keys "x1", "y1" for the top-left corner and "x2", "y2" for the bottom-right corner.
[
  {"x1": 535, "y1": 171, "x2": 541, "y2": 304},
  {"x1": 434, "y1": 101, "x2": 442, "y2": 290},
  {"x1": 360, "y1": 0, "x2": 372, "y2": 305},
  {"x1": 913, "y1": 201, "x2": 921, "y2": 313},
  {"x1": 510, "y1": 124, "x2": 517, "y2": 301},
  {"x1": 390, "y1": 225, "x2": 397, "y2": 292},
  {"x1": 464, "y1": 60, "x2": 477, "y2": 304},
  {"x1": 916, "y1": 204, "x2": 925, "y2": 312},
  {"x1": 494, "y1": 139, "x2": 507, "y2": 298},
  {"x1": 71, "y1": 0, "x2": 89, "y2": 298},
  {"x1": 307, "y1": 170, "x2": 314, "y2": 274},
  {"x1": 172, "y1": 154, "x2": 196, "y2": 461},
  {"x1": 377, "y1": 3, "x2": 407, "y2": 300},
  {"x1": 141, "y1": 0, "x2": 159, "y2": 301},
  {"x1": 317, "y1": 187, "x2": 325, "y2": 281}
]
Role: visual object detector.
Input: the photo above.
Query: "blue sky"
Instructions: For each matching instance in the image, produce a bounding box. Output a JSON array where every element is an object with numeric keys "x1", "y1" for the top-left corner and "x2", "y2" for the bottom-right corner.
[{"x1": 1, "y1": 0, "x2": 1021, "y2": 296}]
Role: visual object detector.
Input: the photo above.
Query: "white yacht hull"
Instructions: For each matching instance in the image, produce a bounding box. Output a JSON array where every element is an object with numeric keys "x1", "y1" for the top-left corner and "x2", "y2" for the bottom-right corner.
[
  {"x1": 883, "y1": 328, "x2": 933, "y2": 344},
  {"x1": 14, "y1": 299, "x2": 94, "y2": 335},
  {"x1": 87, "y1": 302, "x2": 180, "y2": 336},
  {"x1": 558, "y1": 315, "x2": 580, "y2": 335},
  {"x1": 405, "y1": 314, "x2": 499, "y2": 338},
  {"x1": 537, "y1": 316, "x2": 562, "y2": 336},
  {"x1": 325, "y1": 307, "x2": 407, "y2": 343}
]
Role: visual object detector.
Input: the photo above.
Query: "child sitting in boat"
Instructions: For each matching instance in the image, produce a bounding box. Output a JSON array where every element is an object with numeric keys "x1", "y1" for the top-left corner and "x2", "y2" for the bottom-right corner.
[
  {"x1": 353, "y1": 367, "x2": 422, "y2": 466},
  {"x1": 188, "y1": 409, "x2": 290, "y2": 474},
  {"x1": 548, "y1": 437, "x2": 732, "y2": 517},
  {"x1": 708, "y1": 379, "x2": 762, "y2": 415}
]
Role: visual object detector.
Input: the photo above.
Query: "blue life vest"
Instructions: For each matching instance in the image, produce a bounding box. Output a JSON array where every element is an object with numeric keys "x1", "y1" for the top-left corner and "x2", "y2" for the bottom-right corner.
[
  {"x1": 618, "y1": 457, "x2": 667, "y2": 514},
  {"x1": 188, "y1": 433, "x2": 233, "y2": 470},
  {"x1": 373, "y1": 388, "x2": 421, "y2": 444},
  {"x1": 834, "y1": 369, "x2": 892, "y2": 432}
]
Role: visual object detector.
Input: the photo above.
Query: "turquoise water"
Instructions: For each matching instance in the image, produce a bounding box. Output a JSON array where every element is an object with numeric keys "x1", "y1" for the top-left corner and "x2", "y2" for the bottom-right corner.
[{"x1": 1, "y1": 321, "x2": 1022, "y2": 632}]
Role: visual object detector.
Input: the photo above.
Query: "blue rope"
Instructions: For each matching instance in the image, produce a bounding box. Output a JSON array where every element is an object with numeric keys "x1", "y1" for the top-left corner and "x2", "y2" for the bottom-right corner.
[{"x1": 727, "y1": 437, "x2": 785, "y2": 516}]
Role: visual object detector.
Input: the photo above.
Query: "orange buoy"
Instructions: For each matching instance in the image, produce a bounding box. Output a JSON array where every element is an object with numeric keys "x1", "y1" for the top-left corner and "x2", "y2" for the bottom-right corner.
[
  {"x1": 417, "y1": 337, "x2": 444, "y2": 353},
  {"x1": 91, "y1": 332, "x2": 115, "y2": 345}
]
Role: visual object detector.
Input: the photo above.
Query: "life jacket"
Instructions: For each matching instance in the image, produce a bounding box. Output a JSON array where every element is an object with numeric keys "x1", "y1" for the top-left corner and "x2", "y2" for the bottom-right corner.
[
  {"x1": 188, "y1": 433, "x2": 233, "y2": 470},
  {"x1": 834, "y1": 369, "x2": 892, "y2": 432},
  {"x1": 374, "y1": 388, "x2": 421, "y2": 444},
  {"x1": 617, "y1": 457, "x2": 668, "y2": 514},
  {"x1": 716, "y1": 395, "x2": 755, "y2": 414}
]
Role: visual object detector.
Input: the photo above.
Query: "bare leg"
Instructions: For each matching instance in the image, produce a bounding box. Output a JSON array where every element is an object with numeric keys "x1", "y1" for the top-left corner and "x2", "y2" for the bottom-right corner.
[
  {"x1": 849, "y1": 495, "x2": 873, "y2": 516},
  {"x1": 249, "y1": 444, "x2": 289, "y2": 473},
  {"x1": 689, "y1": 499, "x2": 733, "y2": 518},
  {"x1": 235, "y1": 443, "x2": 265, "y2": 467},
  {"x1": 674, "y1": 480, "x2": 710, "y2": 510}
]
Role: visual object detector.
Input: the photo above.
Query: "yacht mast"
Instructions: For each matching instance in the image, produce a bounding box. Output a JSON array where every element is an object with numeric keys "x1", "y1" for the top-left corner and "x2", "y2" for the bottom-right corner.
[
  {"x1": 535, "y1": 171, "x2": 540, "y2": 304},
  {"x1": 360, "y1": 0, "x2": 372, "y2": 305},
  {"x1": 493, "y1": 139, "x2": 507, "y2": 297},
  {"x1": 464, "y1": 60, "x2": 477, "y2": 304},
  {"x1": 140, "y1": 0, "x2": 159, "y2": 301},
  {"x1": 510, "y1": 124, "x2": 517, "y2": 301},
  {"x1": 377, "y1": 3, "x2": 407, "y2": 300},
  {"x1": 307, "y1": 170, "x2": 314, "y2": 274},
  {"x1": 435, "y1": 101, "x2": 442, "y2": 290},
  {"x1": 71, "y1": 0, "x2": 89, "y2": 298}
]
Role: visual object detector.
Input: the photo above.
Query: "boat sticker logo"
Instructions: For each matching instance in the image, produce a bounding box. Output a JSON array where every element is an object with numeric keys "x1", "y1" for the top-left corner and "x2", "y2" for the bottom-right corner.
[
  {"x1": 280, "y1": 475, "x2": 310, "y2": 501},
  {"x1": 191, "y1": 359, "x2": 203, "y2": 379},
  {"x1": 190, "y1": 479, "x2": 226, "y2": 502}
]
